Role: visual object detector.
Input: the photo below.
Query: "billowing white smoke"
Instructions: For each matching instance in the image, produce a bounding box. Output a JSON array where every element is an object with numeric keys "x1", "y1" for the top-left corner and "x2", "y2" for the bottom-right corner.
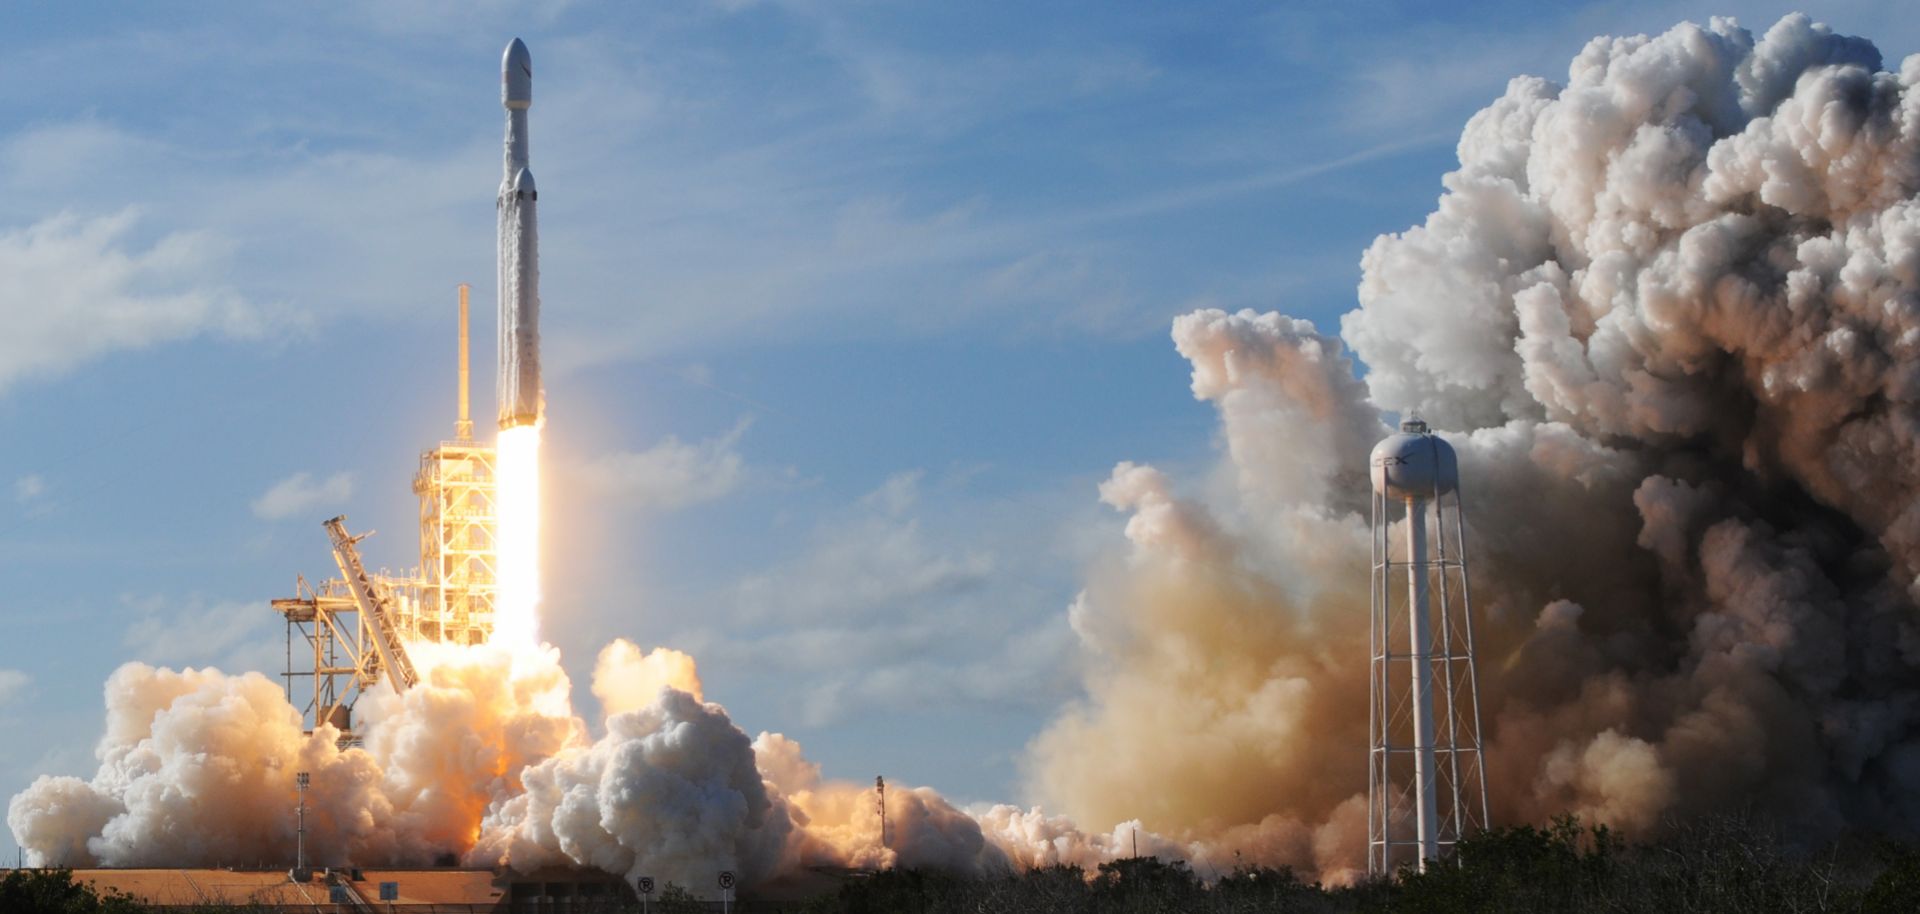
[
  {"x1": 5, "y1": 640, "x2": 1027, "y2": 890},
  {"x1": 1029, "y1": 10, "x2": 1920, "y2": 879},
  {"x1": 17, "y1": 11, "x2": 1920, "y2": 891},
  {"x1": 6, "y1": 646, "x2": 587, "y2": 872},
  {"x1": 472, "y1": 686, "x2": 793, "y2": 885}
]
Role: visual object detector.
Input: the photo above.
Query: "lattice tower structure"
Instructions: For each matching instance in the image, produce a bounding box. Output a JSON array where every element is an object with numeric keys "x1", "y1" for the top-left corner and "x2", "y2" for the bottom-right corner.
[
  {"x1": 409, "y1": 439, "x2": 497, "y2": 645},
  {"x1": 272, "y1": 285, "x2": 497, "y2": 743},
  {"x1": 273, "y1": 566, "x2": 427, "y2": 743}
]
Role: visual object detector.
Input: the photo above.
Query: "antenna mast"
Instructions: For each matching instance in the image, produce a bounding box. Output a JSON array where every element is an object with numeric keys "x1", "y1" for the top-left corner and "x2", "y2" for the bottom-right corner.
[{"x1": 876, "y1": 776, "x2": 888, "y2": 855}]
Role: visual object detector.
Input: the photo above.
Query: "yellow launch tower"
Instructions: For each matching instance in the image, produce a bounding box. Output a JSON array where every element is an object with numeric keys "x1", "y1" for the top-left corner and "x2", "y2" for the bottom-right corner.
[
  {"x1": 272, "y1": 285, "x2": 498, "y2": 741},
  {"x1": 410, "y1": 283, "x2": 498, "y2": 646}
]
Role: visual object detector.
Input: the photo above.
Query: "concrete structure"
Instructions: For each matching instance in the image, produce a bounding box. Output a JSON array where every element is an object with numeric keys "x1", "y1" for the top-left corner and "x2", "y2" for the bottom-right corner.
[{"x1": 1366, "y1": 417, "x2": 1490, "y2": 874}]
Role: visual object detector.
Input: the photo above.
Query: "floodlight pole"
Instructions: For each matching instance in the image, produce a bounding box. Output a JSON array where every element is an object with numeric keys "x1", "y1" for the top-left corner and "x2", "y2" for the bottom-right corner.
[{"x1": 295, "y1": 772, "x2": 310, "y2": 873}]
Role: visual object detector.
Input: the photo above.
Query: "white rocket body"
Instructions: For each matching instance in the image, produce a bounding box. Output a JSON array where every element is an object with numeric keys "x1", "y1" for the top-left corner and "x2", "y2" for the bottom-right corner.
[{"x1": 498, "y1": 38, "x2": 541, "y2": 430}]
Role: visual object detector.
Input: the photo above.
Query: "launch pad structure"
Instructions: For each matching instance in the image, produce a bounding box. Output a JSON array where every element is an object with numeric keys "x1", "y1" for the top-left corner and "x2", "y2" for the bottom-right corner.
[{"x1": 272, "y1": 284, "x2": 499, "y2": 742}]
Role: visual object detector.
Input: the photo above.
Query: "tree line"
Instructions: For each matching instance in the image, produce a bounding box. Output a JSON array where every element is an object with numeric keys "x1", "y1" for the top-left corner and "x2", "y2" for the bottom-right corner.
[{"x1": 9, "y1": 815, "x2": 1920, "y2": 912}]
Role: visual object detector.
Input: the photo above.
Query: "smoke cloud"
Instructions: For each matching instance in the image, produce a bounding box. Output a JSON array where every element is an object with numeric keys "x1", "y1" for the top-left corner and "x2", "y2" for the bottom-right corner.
[
  {"x1": 1029, "y1": 9, "x2": 1920, "y2": 881},
  {"x1": 15, "y1": 10, "x2": 1920, "y2": 892},
  {"x1": 4, "y1": 644, "x2": 945, "y2": 889}
]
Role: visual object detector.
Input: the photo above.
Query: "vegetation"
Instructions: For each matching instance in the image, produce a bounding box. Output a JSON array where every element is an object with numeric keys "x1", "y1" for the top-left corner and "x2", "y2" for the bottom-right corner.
[
  {"x1": 0, "y1": 868, "x2": 142, "y2": 914},
  {"x1": 10, "y1": 816, "x2": 1920, "y2": 912},
  {"x1": 805, "y1": 816, "x2": 1920, "y2": 914}
]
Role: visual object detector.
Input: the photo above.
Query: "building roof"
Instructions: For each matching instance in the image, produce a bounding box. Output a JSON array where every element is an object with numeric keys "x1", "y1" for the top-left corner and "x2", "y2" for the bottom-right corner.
[
  {"x1": 346, "y1": 868, "x2": 507, "y2": 905},
  {"x1": 66, "y1": 869, "x2": 331, "y2": 907},
  {"x1": 52, "y1": 867, "x2": 508, "y2": 911}
]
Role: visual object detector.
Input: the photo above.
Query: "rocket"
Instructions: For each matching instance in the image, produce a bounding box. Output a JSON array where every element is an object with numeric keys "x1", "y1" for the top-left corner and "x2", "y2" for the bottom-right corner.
[{"x1": 498, "y1": 38, "x2": 542, "y2": 430}]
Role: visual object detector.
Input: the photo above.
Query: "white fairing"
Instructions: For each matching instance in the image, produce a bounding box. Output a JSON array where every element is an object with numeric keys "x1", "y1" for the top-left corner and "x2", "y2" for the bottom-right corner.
[
  {"x1": 503, "y1": 38, "x2": 532, "y2": 109},
  {"x1": 498, "y1": 38, "x2": 541, "y2": 429},
  {"x1": 1369, "y1": 421, "x2": 1457, "y2": 500}
]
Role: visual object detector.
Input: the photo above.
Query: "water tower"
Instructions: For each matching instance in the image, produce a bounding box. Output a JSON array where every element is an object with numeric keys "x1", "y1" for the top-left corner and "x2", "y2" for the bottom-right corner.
[{"x1": 1367, "y1": 417, "x2": 1489, "y2": 874}]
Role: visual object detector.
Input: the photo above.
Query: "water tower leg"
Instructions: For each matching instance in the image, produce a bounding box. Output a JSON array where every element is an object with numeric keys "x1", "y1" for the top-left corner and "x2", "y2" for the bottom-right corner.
[{"x1": 1406, "y1": 497, "x2": 1440, "y2": 868}]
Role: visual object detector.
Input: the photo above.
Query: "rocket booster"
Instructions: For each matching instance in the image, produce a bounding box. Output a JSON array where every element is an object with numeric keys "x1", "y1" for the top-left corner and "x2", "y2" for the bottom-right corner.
[{"x1": 498, "y1": 38, "x2": 541, "y2": 430}]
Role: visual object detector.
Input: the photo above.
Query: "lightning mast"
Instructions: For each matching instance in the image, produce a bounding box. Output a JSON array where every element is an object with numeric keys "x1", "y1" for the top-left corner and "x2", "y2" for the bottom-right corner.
[
  {"x1": 876, "y1": 776, "x2": 888, "y2": 856},
  {"x1": 1367, "y1": 418, "x2": 1489, "y2": 874}
]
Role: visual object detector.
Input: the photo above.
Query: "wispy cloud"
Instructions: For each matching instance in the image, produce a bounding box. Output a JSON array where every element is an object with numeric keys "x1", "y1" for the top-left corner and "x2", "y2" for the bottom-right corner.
[
  {"x1": 122, "y1": 597, "x2": 281, "y2": 673},
  {"x1": 0, "y1": 7, "x2": 1437, "y2": 386},
  {"x1": 578, "y1": 420, "x2": 752, "y2": 512},
  {"x1": 670, "y1": 470, "x2": 1085, "y2": 725},
  {"x1": 13, "y1": 475, "x2": 44, "y2": 504},
  {"x1": 251, "y1": 471, "x2": 353, "y2": 521},
  {"x1": 0, "y1": 210, "x2": 279, "y2": 397},
  {"x1": 0, "y1": 669, "x2": 28, "y2": 707}
]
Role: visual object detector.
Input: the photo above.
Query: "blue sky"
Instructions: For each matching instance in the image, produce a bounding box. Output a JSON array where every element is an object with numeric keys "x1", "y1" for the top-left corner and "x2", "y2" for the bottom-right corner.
[{"x1": 2, "y1": 0, "x2": 1916, "y2": 864}]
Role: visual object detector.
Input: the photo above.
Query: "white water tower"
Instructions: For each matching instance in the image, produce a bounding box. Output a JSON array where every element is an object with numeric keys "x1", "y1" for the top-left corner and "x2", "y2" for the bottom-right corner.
[{"x1": 1367, "y1": 417, "x2": 1489, "y2": 874}]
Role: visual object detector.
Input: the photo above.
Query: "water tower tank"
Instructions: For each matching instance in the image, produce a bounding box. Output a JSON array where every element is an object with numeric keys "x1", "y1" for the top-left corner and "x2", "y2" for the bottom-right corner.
[{"x1": 1370, "y1": 418, "x2": 1457, "y2": 501}]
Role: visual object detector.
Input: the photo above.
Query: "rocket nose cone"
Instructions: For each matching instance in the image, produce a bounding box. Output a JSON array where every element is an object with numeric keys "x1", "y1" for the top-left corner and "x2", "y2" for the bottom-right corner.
[
  {"x1": 513, "y1": 167, "x2": 536, "y2": 194},
  {"x1": 502, "y1": 38, "x2": 532, "y2": 109}
]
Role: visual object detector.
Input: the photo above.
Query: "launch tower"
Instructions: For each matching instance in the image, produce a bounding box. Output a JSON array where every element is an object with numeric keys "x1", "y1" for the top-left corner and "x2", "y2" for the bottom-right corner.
[
  {"x1": 1367, "y1": 418, "x2": 1490, "y2": 874},
  {"x1": 412, "y1": 283, "x2": 498, "y2": 646},
  {"x1": 272, "y1": 286, "x2": 498, "y2": 741}
]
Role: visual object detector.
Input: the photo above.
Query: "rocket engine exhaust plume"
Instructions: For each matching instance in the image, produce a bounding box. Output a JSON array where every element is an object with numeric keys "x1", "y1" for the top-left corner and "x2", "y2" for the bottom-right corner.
[
  {"x1": 21, "y1": 12, "x2": 1920, "y2": 893},
  {"x1": 493, "y1": 425, "x2": 541, "y2": 647}
]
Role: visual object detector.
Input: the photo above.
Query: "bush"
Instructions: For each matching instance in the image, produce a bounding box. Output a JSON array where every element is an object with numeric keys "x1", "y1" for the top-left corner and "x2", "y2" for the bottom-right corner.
[
  {"x1": 0, "y1": 869, "x2": 144, "y2": 914},
  {"x1": 813, "y1": 815, "x2": 1920, "y2": 914}
]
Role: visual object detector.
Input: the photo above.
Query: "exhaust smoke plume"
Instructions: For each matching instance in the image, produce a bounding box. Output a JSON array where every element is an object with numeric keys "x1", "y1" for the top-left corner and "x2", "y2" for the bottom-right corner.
[
  {"x1": 1030, "y1": 10, "x2": 1920, "y2": 879},
  {"x1": 14, "y1": 11, "x2": 1920, "y2": 890}
]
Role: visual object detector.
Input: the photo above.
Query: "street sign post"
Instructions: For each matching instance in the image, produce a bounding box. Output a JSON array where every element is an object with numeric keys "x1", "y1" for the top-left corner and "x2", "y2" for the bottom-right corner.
[
  {"x1": 637, "y1": 876, "x2": 654, "y2": 914},
  {"x1": 719, "y1": 871, "x2": 736, "y2": 914}
]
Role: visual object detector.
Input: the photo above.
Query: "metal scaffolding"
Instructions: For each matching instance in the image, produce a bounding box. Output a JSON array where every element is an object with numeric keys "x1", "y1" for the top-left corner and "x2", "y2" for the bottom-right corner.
[
  {"x1": 273, "y1": 285, "x2": 498, "y2": 742},
  {"x1": 272, "y1": 577, "x2": 372, "y2": 738},
  {"x1": 410, "y1": 440, "x2": 497, "y2": 646}
]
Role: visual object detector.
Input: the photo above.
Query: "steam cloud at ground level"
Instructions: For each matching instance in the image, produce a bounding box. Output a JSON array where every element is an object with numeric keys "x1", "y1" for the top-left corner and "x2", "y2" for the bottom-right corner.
[
  {"x1": 3, "y1": 642, "x2": 1179, "y2": 889},
  {"x1": 16, "y1": 11, "x2": 1920, "y2": 891}
]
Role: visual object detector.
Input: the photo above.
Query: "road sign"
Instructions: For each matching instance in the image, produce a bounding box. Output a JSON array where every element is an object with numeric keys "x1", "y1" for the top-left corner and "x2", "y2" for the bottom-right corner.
[
  {"x1": 718, "y1": 871, "x2": 736, "y2": 890},
  {"x1": 638, "y1": 876, "x2": 655, "y2": 894},
  {"x1": 379, "y1": 882, "x2": 399, "y2": 901}
]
